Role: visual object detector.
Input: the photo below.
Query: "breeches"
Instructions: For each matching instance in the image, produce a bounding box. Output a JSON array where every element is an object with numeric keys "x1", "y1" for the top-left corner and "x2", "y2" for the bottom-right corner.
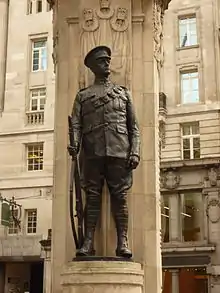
[{"x1": 83, "y1": 156, "x2": 132, "y2": 232}]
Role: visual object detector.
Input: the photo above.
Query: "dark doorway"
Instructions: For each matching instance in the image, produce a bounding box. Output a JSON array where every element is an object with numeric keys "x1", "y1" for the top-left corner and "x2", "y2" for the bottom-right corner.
[{"x1": 30, "y1": 262, "x2": 43, "y2": 293}]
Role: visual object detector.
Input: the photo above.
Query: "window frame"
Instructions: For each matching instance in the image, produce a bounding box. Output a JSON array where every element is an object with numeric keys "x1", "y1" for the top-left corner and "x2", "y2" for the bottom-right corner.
[
  {"x1": 31, "y1": 39, "x2": 47, "y2": 72},
  {"x1": 29, "y1": 88, "x2": 46, "y2": 112},
  {"x1": 181, "y1": 122, "x2": 200, "y2": 160},
  {"x1": 180, "y1": 69, "x2": 199, "y2": 104},
  {"x1": 26, "y1": 143, "x2": 44, "y2": 171},
  {"x1": 26, "y1": 209, "x2": 37, "y2": 235},
  {"x1": 161, "y1": 192, "x2": 207, "y2": 245},
  {"x1": 179, "y1": 192, "x2": 205, "y2": 243},
  {"x1": 178, "y1": 14, "x2": 198, "y2": 48}
]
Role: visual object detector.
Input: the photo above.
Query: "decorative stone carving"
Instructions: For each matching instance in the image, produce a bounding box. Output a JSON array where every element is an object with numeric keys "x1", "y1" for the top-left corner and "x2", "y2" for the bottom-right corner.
[
  {"x1": 159, "y1": 120, "x2": 166, "y2": 150},
  {"x1": 153, "y1": 0, "x2": 165, "y2": 71},
  {"x1": 153, "y1": 0, "x2": 172, "y2": 71},
  {"x1": 206, "y1": 198, "x2": 220, "y2": 223},
  {"x1": 97, "y1": 0, "x2": 114, "y2": 19},
  {"x1": 52, "y1": 31, "x2": 58, "y2": 73},
  {"x1": 208, "y1": 168, "x2": 218, "y2": 186},
  {"x1": 46, "y1": 188, "x2": 53, "y2": 197},
  {"x1": 79, "y1": 1, "x2": 131, "y2": 88},
  {"x1": 111, "y1": 7, "x2": 129, "y2": 32},
  {"x1": 82, "y1": 8, "x2": 99, "y2": 32},
  {"x1": 161, "y1": 170, "x2": 180, "y2": 190},
  {"x1": 212, "y1": 274, "x2": 220, "y2": 284},
  {"x1": 204, "y1": 167, "x2": 220, "y2": 187}
]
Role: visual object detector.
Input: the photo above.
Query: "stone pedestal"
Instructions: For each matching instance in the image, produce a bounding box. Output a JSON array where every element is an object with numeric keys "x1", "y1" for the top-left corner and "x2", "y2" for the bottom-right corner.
[{"x1": 61, "y1": 260, "x2": 144, "y2": 293}]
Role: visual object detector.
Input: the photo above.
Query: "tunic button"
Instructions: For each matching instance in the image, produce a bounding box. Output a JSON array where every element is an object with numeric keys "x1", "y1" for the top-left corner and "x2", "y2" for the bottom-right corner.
[{"x1": 104, "y1": 123, "x2": 108, "y2": 127}]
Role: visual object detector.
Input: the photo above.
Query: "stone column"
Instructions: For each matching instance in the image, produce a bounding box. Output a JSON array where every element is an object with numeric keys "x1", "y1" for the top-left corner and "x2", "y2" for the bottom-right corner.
[
  {"x1": 40, "y1": 231, "x2": 52, "y2": 293},
  {"x1": 171, "y1": 270, "x2": 179, "y2": 293},
  {"x1": 0, "y1": 0, "x2": 9, "y2": 113},
  {"x1": 51, "y1": 1, "x2": 171, "y2": 293},
  {"x1": 203, "y1": 168, "x2": 220, "y2": 293},
  {"x1": 169, "y1": 194, "x2": 180, "y2": 242}
]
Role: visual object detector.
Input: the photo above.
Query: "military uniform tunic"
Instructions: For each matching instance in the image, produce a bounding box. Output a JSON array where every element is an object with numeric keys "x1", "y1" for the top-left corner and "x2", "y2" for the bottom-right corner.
[{"x1": 71, "y1": 81, "x2": 140, "y2": 159}]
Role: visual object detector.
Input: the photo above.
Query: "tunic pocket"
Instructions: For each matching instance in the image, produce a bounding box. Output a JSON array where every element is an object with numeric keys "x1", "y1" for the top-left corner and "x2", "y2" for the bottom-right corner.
[{"x1": 116, "y1": 125, "x2": 128, "y2": 135}]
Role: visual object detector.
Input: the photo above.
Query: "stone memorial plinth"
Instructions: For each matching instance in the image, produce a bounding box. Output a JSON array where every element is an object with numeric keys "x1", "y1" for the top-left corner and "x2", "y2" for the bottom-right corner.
[
  {"x1": 49, "y1": 0, "x2": 172, "y2": 293},
  {"x1": 61, "y1": 259, "x2": 144, "y2": 293}
]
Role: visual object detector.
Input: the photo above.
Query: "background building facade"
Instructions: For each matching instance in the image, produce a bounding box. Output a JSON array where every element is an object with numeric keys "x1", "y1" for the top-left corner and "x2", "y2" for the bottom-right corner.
[
  {"x1": 0, "y1": 0, "x2": 54, "y2": 292},
  {"x1": 160, "y1": 1, "x2": 220, "y2": 293}
]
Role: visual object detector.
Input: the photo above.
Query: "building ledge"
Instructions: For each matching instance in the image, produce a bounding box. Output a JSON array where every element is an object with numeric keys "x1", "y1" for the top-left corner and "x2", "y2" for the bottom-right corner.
[
  {"x1": 0, "y1": 234, "x2": 43, "y2": 257},
  {"x1": 161, "y1": 157, "x2": 220, "y2": 170},
  {"x1": 162, "y1": 243, "x2": 216, "y2": 254}
]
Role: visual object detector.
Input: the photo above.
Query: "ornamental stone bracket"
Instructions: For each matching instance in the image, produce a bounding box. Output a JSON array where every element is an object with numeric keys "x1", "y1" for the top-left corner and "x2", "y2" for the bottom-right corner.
[
  {"x1": 160, "y1": 169, "x2": 180, "y2": 190},
  {"x1": 204, "y1": 167, "x2": 220, "y2": 188}
]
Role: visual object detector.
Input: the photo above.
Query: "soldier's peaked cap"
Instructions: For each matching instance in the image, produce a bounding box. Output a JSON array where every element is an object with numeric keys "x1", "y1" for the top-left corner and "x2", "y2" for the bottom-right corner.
[{"x1": 84, "y1": 46, "x2": 111, "y2": 68}]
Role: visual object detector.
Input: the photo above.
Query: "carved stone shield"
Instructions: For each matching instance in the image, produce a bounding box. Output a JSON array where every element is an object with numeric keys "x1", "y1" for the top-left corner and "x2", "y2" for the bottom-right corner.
[{"x1": 206, "y1": 199, "x2": 220, "y2": 223}]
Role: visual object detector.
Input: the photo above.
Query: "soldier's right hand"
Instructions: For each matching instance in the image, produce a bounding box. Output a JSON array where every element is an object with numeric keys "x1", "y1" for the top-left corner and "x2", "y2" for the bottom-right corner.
[{"x1": 67, "y1": 144, "x2": 79, "y2": 157}]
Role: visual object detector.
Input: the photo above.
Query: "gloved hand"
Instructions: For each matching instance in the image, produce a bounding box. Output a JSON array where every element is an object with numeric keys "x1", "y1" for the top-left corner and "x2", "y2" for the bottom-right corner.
[
  {"x1": 127, "y1": 154, "x2": 140, "y2": 170},
  {"x1": 67, "y1": 143, "x2": 79, "y2": 157}
]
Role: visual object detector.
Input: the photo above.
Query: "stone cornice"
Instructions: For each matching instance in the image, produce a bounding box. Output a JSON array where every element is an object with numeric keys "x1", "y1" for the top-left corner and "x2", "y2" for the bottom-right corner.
[{"x1": 161, "y1": 157, "x2": 220, "y2": 171}]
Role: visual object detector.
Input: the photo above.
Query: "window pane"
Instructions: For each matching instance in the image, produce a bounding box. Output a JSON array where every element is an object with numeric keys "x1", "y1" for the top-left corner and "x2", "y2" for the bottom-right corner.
[
  {"x1": 181, "y1": 71, "x2": 199, "y2": 104},
  {"x1": 194, "y1": 149, "x2": 200, "y2": 159},
  {"x1": 34, "y1": 40, "x2": 46, "y2": 48},
  {"x1": 183, "y1": 150, "x2": 190, "y2": 160},
  {"x1": 193, "y1": 137, "x2": 200, "y2": 148},
  {"x1": 37, "y1": 0, "x2": 42, "y2": 13},
  {"x1": 161, "y1": 195, "x2": 170, "y2": 243},
  {"x1": 29, "y1": 1, "x2": 33, "y2": 14},
  {"x1": 179, "y1": 17, "x2": 197, "y2": 47},
  {"x1": 182, "y1": 78, "x2": 190, "y2": 91},
  {"x1": 33, "y1": 64, "x2": 39, "y2": 71},
  {"x1": 190, "y1": 34, "x2": 197, "y2": 46},
  {"x1": 192, "y1": 123, "x2": 199, "y2": 134},
  {"x1": 182, "y1": 125, "x2": 190, "y2": 136},
  {"x1": 183, "y1": 138, "x2": 190, "y2": 150},
  {"x1": 192, "y1": 77, "x2": 199, "y2": 88},
  {"x1": 191, "y1": 90, "x2": 199, "y2": 103},
  {"x1": 181, "y1": 193, "x2": 203, "y2": 242},
  {"x1": 27, "y1": 144, "x2": 44, "y2": 171},
  {"x1": 39, "y1": 88, "x2": 46, "y2": 96},
  {"x1": 40, "y1": 98, "x2": 45, "y2": 110}
]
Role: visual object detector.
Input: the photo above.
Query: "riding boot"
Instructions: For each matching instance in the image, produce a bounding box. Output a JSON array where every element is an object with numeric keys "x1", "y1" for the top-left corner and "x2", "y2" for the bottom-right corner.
[
  {"x1": 76, "y1": 192, "x2": 101, "y2": 257},
  {"x1": 76, "y1": 230, "x2": 95, "y2": 256},
  {"x1": 112, "y1": 195, "x2": 132, "y2": 258},
  {"x1": 116, "y1": 228, "x2": 132, "y2": 258}
]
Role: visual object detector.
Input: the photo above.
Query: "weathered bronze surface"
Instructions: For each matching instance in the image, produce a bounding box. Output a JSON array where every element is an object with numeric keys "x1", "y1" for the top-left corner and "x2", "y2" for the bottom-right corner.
[{"x1": 68, "y1": 46, "x2": 140, "y2": 258}]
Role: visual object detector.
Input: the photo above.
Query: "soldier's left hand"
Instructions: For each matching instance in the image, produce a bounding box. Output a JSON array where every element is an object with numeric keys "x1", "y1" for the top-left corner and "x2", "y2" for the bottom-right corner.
[{"x1": 127, "y1": 154, "x2": 140, "y2": 170}]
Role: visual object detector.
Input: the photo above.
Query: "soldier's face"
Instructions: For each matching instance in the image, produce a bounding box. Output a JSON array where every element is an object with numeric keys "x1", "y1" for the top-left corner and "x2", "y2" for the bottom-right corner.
[{"x1": 91, "y1": 57, "x2": 111, "y2": 77}]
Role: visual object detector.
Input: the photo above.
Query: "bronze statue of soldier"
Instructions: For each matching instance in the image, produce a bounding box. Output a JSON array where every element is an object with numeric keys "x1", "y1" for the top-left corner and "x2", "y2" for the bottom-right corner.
[{"x1": 68, "y1": 46, "x2": 140, "y2": 258}]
